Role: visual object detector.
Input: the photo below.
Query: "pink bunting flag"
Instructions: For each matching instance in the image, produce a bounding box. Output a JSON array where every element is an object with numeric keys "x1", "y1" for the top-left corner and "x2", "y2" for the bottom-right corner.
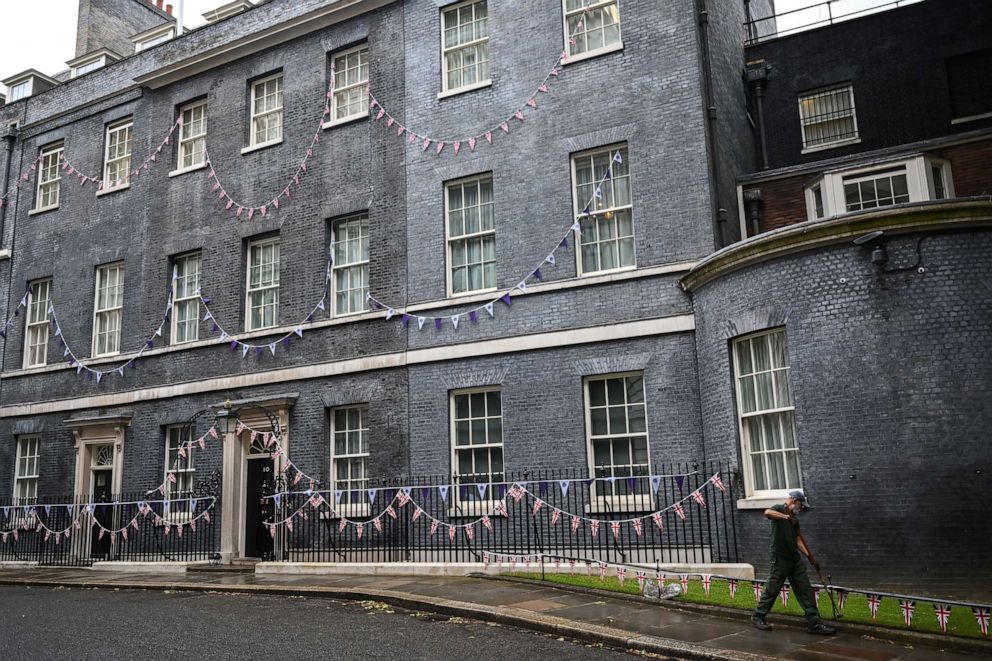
[
  {"x1": 500, "y1": 122, "x2": 509, "y2": 133},
  {"x1": 436, "y1": 142, "x2": 445, "y2": 155},
  {"x1": 464, "y1": 524, "x2": 474, "y2": 541},
  {"x1": 397, "y1": 125, "x2": 405, "y2": 136},
  {"x1": 485, "y1": 131, "x2": 493, "y2": 144},
  {"x1": 453, "y1": 141, "x2": 461, "y2": 155},
  {"x1": 376, "y1": 109, "x2": 385, "y2": 121},
  {"x1": 468, "y1": 137, "x2": 476, "y2": 151},
  {"x1": 514, "y1": 111, "x2": 525, "y2": 121},
  {"x1": 412, "y1": 507, "x2": 424, "y2": 522},
  {"x1": 199, "y1": 437, "x2": 206, "y2": 450},
  {"x1": 386, "y1": 117, "x2": 394, "y2": 127},
  {"x1": 430, "y1": 519, "x2": 439, "y2": 536},
  {"x1": 385, "y1": 505, "x2": 397, "y2": 519},
  {"x1": 482, "y1": 515, "x2": 493, "y2": 533},
  {"x1": 422, "y1": 137, "x2": 432, "y2": 151},
  {"x1": 407, "y1": 132, "x2": 418, "y2": 144},
  {"x1": 372, "y1": 517, "x2": 382, "y2": 532},
  {"x1": 526, "y1": 98, "x2": 537, "y2": 109},
  {"x1": 338, "y1": 518, "x2": 347, "y2": 532},
  {"x1": 532, "y1": 499, "x2": 543, "y2": 517},
  {"x1": 204, "y1": 510, "x2": 210, "y2": 523},
  {"x1": 538, "y1": 84, "x2": 548, "y2": 93},
  {"x1": 356, "y1": 522, "x2": 364, "y2": 539}
]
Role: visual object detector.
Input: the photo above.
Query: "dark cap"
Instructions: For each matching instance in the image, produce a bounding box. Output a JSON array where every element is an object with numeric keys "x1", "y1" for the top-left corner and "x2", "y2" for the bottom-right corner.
[{"x1": 788, "y1": 489, "x2": 811, "y2": 509}]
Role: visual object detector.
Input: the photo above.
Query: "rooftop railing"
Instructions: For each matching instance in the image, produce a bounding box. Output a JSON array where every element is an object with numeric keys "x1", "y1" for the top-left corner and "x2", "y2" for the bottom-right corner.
[{"x1": 745, "y1": 0, "x2": 924, "y2": 45}]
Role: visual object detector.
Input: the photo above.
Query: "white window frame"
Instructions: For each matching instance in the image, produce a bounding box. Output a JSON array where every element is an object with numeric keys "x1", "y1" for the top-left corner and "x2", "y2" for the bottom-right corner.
[
  {"x1": 330, "y1": 405, "x2": 370, "y2": 518},
  {"x1": 331, "y1": 213, "x2": 370, "y2": 317},
  {"x1": 245, "y1": 238, "x2": 280, "y2": 331},
  {"x1": 804, "y1": 155, "x2": 955, "y2": 221},
  {"x1": 102, "y1": 119, "x2": 133, "y2": 191},
  {"x1": 445, "y1": 175, "x2": 497, "y2": 297},
  {"x1": 327, "y1": 44, "x2": 370, "y2": 127},
  {"x1": 165, "y1": 425, "x2": 196, "y2": 501},
  {"x1": 92, "y1": 262, "x2": 124, "y2": 357},
  {"x1": 71, "y1": 55, "x2": 107, "y2": 78},
  {"x1": 562, "y1": 0, "x2": 624, "y2": 63},
  {"x1": 24, "y1": 278, "x2": 52, "y2": 368},
  {"x1": 440, "y1": 0, "x2": 492, "y2": 96},
  {"x1": 248, "y1": 73, "x2": 284, "y2": 149},
  {"x1": 177, "y1": 101, "x2": 208, "y2": 172},
  {"x1": 450, "y1": 387, "x2": 504, "y2": 514},
  {"x1": 133, "y1": 25, "x2": 175, "y2": 52},
  {"x1": 32, "y1": 143, "x2": 63, "y2": 212},
  {"x1": 7, "y1": 80, "x2": 32, "y2": 102},
  {"x1": 571, "y1": 144, "x2": 635, "y2": 277},
  {"x1": 732, "y1": 329, "x2": 801, "y2": 501},
  {"x1": 583, "y1": 372, "x2": 652, "y2": 511},
  {"x1": 171, "y1": 252, "x2": 201, "y2": 345},
  {"x1": 13, "y1": 435, "x2": 40, "y2": 504},
  {"x1": 798, "y1": 84, "x2": 860, "y2": 154}
]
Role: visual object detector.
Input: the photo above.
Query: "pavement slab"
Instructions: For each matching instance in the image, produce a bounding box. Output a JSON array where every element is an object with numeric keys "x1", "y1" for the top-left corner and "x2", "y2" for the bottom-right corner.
[{"x1": 0, "y1": 568, "x2": 988, "y2": 661}]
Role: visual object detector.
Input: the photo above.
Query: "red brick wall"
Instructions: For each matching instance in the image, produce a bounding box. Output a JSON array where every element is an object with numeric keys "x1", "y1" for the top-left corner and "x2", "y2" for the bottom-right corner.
[
  {"x1": 743, "y1": 138, "x2": 992, "y2": 236},
  {"x1": 937, "y1": 139, "x2": 992, "y2": 198}
]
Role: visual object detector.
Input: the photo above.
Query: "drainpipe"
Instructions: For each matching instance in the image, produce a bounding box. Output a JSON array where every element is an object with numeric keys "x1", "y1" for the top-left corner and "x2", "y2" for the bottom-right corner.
[
  {"x1": 0, "y1": 125, "x2": 16, "y2": 240},
  {"x1": 745, "y1": 61, "x2": 771, "y2": 170},
  {"x1": 743, "y1": 188, "x2": 763, "y2": 237},
  {"x1": 695, "y1": 0, "x2": 727, "y2": 249}
]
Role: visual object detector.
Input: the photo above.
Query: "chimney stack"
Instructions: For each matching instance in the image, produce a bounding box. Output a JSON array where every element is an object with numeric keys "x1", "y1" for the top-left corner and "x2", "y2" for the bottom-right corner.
[
  {"x1": 166, "y1": 4, "x2": 173, "y2": 14},
  {"x1": 156, "y1": 0, "x2": 164, "y2": 9}
]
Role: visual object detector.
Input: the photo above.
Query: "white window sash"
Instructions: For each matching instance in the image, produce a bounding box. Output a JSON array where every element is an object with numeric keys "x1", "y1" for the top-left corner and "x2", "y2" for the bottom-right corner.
[
  {"x1": 24, "y1": 279, "x2": 52, "y2": 368},
  {"x1": 178, "y1": 102, "x2": 207, "y2": 170},
  {"x1": 34, "y1": 146, "x2": 63, "y2": 210},
  {"x1": 583, "y1": 373, "x2": 651, "y2": 489},
  {"x1": 171, "y1": 253, "x2": 201, "y2": 344},
  {"x1": 331, "y1": 45, "x2": 370, "y2": 123},
  {"x1": 798, "y1": 85, "x2": 859, "y2": 150},
  {"x1": 562, "y1": 0, "x2": 623, "y2": 58},
  {"x1": 449, "y1": 388, "x2": 504, "y2": 483},
  {"x1": 250, "y1": 74, "x2": 284, "y2": 146},
  {"x1": 13, "y1": 436, "x2": 40, "y2": 502},
  {"x1": 332, "y1": 214, "x2": 370, "y2": 316},
  {"x1": 103, "y1": 121, "x2": 133, "y2": 188},
  {"x1": 445, "y1": 176, "x2": 496, "y2": 296},
  {"x1": 441, "y1": 0, "x2": 491, "y2": 93},
  {"x1": 571, "y1": 146, "x2": 635, "y2": 276},
  {"x1": 245, "y1": 239, "x2": 280, "y2": 330},
  {"x1": 93, "y1": 264, "x2": 124, "y2": 357}
]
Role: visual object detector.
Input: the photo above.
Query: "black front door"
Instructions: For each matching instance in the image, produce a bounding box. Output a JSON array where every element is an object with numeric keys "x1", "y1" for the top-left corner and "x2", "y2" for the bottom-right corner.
[
  {"x1": 90, "y1": 469, "x2": 113, "y2": 559},
  {"x1": 245, "y1": 458, "x2": 274, "y2": 559}
]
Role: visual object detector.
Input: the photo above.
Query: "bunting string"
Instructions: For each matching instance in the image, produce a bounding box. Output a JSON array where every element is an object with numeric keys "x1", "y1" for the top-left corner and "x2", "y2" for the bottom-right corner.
[
  {"x1": 366, "y1": 9, "x2": 593, "y2": 155},
  {"x1": 43, "y1": 269, "x2": 179, "y2": 381},
  {"x1": 366, "y1": 149, "x2": 625, "y2": 329},
  {"x1": 0, "y1": 285, "x2": 35, "y2": 340},
  {"x1": 202, "y1": 74, "x2": 335, "y2": 219},
  {"x1": 0, "y1": 153, "x2": 43, "y2": 208},
  {"x1": 57, "y1": 116, "x2": 183, "y2": 189},
  {"x1": 197, "y1": 253, "x2": 332, "y2": 359}
]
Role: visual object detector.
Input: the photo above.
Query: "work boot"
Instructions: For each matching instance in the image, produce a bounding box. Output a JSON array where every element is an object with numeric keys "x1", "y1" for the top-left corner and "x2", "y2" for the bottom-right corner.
[
  {"x1": 751, "y1": 614, "x2": 772, "y2": 631},
  {"x1": 807, "y1": 622, "x2": 837, "y2": 635}
]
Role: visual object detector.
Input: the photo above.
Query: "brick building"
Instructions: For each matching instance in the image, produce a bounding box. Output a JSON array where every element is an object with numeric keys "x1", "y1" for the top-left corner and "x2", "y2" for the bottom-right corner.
[{"x1": 0, "y1": 0, "x2": 987, "y2": 594}]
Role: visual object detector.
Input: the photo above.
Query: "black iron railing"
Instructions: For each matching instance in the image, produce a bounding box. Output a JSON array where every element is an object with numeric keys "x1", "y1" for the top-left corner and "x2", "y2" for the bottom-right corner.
[
  {"x1": 0, "y1": 491, "x2": 220, "y2": 567},
  {"x1": 744, "y1": 0, "x2": 923, "y2": 45},
  {"x1": 272, "y1": 461, "x2": 739, "y2": 566}
]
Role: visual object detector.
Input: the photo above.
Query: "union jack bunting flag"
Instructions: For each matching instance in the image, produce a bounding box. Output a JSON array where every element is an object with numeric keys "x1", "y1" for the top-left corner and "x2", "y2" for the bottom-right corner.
[
  {"x1": 973, "y1": 606, "x2": 990, "y2": 637},
  {"x1": 590, "y1": 520, "x2": 600, "y2": 538},
  {"x1": 836, "y1": 589, "x2": 848, "y2": 612},
  {"x1": 482, "y1": 515, "x2": 493, "y2": 533},
  {"x1": 355, "y1": 522, "x2": 363, "y2": 539},
  {"x1": 899, "y1": 599, "x2": 916, "y2": 627},
  {"x1": 680, "y1": 574, "x2": 690, "y2": 593},
  {"x1": 780, "y1": 584, "x2": 790, "y2": 607},
  {"x1": 571, "y1": 516, "x2": 581, "y2": 534},
  {"x1": 385, "y1": 505, "x2": 397, "y2": 519},
  {"x1": 656, "y1": 573, "x2": 665, "y2": 590},
  {"x1": 483, "y1": 551, "x2": 490, "y2": 569},
  {"x1": 867, "y1": 594, "x2": 882, "y2": 619},
  {"x1": 448, "y1": 525, "x2": 456, "y2": 543},
  {"x1": 532, "y1": 499, "x2": 543, "y2": 517},
  {"x1": 464, "y1": 524, "x2": 475, "y2": 541},
  {"x1": 691, "y1": 491, "x2": 707, "y2": 508},
  {"x1": 728, "y1": 578, "x2": 738, "y2": 601},
  {"x1": 372, "y1": 517, "x2": 382, "y2": 532},
  {"x1": 632, "y1": 519, "x2": 642, "y2": 537},
  {"x1": 610, "y1": 521, "x2": 621, "y2": 539},
  {"x1": 636, "y1": 571, "x2": 646, "y2": 590},
  {"x1": 673, "y1": 503, "x2": 686, "y2": 520},
  {"x1": 598, "y1": 562, "x2": 608, "y2": 580},
  {"x1": 934, "y1": 603, "x2": 951, "y2": 634},
  {"x1": 711, "y1": 473, "x2": 726, "y2": 493},
  {"x1": 429, "y1": 519, "x2": 439, "y2": 536},
  {"x1": 617, "y1": 566, "x2": 626, "y2": 586},
  {"x1": 397, "y1": 491, "x2": 410, "y2": 507},
  {"x1": 494, "y1": 501, "x2": 508, "y2": 517},
  {"x1": 651, "y1": 512, "x2": 664, "y2": 532},
  {"x1": 753, "y1": 581, "x2": 764, "y2": 601},
  {"x1": 813, "y1": 587, "x2": 820, "y2": 607},
  {"x1": 549, "y1": 509, "x2": 561, "y2": 527},
  {"x1": 412, "y1": 507, "x2": 424, "y2": 522},
  {"x1": 338, "y1": 517, "x2": 347, "y2": 532},
  {"x1": 702, "y1": 574, "x2": 712, "y2": 596}
]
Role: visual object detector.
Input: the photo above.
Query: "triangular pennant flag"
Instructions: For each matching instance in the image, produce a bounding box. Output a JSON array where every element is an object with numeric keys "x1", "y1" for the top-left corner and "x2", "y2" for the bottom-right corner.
[
  {"x1": 438, "y1": 485, "x2": 449, "y2": 502},
  {"x1": 934, "y1": 603, "x2": 951, "y2": 634},
  {"x1": 476, "y1": 483, "x2": 487, "y2": 499},
  {"x1": 867, "y1": 594, "x2": 882, "y2": 619},
  {"x1": 650, "y1": 475, "x2": 662, "y2": 495},
  {"x1": 900, "y1": 600, "x2": 916, "y2": 627},
  {"x1": 559, "y1": 480, "x2": 570, "y2": 497},
  {"x1": 484, "y1": 302, "x2": 494, "y2": 317}
]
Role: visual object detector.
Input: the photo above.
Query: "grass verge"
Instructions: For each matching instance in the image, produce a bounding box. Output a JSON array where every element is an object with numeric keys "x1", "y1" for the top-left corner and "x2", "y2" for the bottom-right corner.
[{"x1": 508, "y1": 572, "x2": 988, "y2": 640}]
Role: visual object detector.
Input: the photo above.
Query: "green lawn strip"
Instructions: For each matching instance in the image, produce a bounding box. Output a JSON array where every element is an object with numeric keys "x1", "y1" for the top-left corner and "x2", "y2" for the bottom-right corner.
[{"x1": 508, "y1": 572, "x2": 985, "y2": 640}]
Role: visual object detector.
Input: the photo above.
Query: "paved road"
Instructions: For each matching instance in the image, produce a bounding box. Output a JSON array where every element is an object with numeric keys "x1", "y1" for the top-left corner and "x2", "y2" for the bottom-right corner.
[{"x1": 0, "y1": 586, "x2": 652, "y2": 661}]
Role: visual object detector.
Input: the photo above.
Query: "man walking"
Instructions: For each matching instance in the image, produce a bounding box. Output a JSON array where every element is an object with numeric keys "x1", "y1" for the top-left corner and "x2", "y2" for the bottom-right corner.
[{"x1": 751, "y1": 489, "x2": 836, "y2": 635}]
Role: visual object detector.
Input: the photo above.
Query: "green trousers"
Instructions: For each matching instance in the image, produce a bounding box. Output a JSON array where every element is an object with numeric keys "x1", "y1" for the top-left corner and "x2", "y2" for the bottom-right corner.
[{"x1": 754, "y1": 554, "x2": 821, "y2": 624}]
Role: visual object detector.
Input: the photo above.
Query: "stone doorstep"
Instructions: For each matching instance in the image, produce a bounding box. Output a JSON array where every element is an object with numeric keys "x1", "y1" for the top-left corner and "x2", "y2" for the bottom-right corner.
[
  {"x1": 0, "y1": 575, "x2": 769, "y2": 661},
  {"x1": 480, "y1": 574, "x2": 992, "y2": 658}
]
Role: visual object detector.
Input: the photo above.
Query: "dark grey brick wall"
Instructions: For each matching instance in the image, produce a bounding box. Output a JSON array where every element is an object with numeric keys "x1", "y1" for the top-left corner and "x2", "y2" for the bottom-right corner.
[
  {"x1": 75, "y1": 0, "x2": 173, "y2": 58},
  {"x1": 691, "y1": 228, "x2": 992, "y2": 592},
  {"x1": 745, "y1": 0, "x2": 992, "y2": 169}
]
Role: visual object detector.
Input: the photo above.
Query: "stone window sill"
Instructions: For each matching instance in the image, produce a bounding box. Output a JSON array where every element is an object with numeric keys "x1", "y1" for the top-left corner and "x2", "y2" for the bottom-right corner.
[
  {"x1": 168, "y1": 162, "x2": 209, "y2": 178},
  {"x1": 28, "y1": 204, "x2": 59, "y2": 217},
  {"x1": 95, "y1": 183, "x2": 130, "y2": 198},
  {"x1": 241, "y1": 138, "x2": 283, "y2": 156},
  {"x1": 322, "y1": 114, "x2": 367, "y2": 130},
  {"x1": 438, "y1": 80, "x2": 492, "y2": 100},
  {"x1": 736, "y1": 493, "x2": 790, "y2": 510},
  {"x1": 563, "y1": 42, "x2": 624, "y2": 67}
]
